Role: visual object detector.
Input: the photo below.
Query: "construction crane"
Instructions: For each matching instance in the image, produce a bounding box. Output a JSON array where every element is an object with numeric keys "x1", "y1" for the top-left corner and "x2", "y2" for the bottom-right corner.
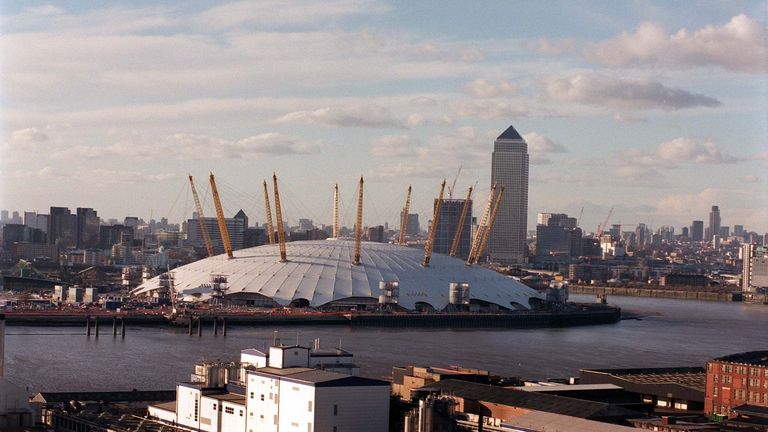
[
  {"x1": 467, "y1": 184, "x2": 497, "y2": 265},
  {"x1": 209, "y1": 173, "x2": 233, "y2": 259},
  {"x1": 422, "y1": 179, "x2": 446, "y2": 267},
  {"x1": 398, "y1": 185, "x2": 412, "y2": 245},
  {"x1": 263, "y1": 180, "x2": 275, "y2": 245},
  {"x1": 577, "y1": 206, "x2": 584, "y2": 228},
  {"x1": 449, "y1": 186, "x2": 473, "y2": 257},
  {"x1": 475, "y1": 186, "x2": 504, "y2": 262},
  {"x1": 447, "y1": 166, "x2": 462, "y2": 199},
  {"x1": 596, "y1": 207, "x2": 615, "y2": 238},
  {"x1": 272, "y1": 174, "x2": 287, "y2": 262},
  {"x1": 333, "y1": 183, "x2": 340, "y2": 238},
  {"x1": 188, "y1": 175, "x2": 215, "y2": 257},
  {"x1": 354, "y1": 176, "x2": 364, "y2": 265}
]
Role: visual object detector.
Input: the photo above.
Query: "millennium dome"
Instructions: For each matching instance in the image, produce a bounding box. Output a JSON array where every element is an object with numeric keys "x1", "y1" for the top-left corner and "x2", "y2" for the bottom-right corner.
[{"x1": 134, "y1": 240, "x2": 541, "y2": 310}]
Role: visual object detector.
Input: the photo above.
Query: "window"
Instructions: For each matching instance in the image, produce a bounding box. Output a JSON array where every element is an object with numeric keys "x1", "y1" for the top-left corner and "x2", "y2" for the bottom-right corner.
[
  {"x1": 293, "y1": 386, "x2": 300, "y2": 391},
  {"x1": 225, "y1": 407, "x2": 235, "y2": 414},
  {"x1": 194, "y1": 398, "x2": 199, "y2": 421},
  {"x1": 261, "y1": 394, "x2": 265, "y2": 401},
  {"x1": 333, "y1": 404, "x2": 338, "y2": 416},
  {"x1": 250, "y1": 392, "x2": 254, "y2": 399},
  {"x1": 714, "y1": 387, "x2": 719, "y2": 397},
  {"x1": 308, "y1": 401, "x2": 313, "y2": 412},
  {"x1": 240, "y1": 410, "x2": 244, "y2": 417},
  {"x1": 213, "y1": 404, "x2": 217, "y2": 410}
]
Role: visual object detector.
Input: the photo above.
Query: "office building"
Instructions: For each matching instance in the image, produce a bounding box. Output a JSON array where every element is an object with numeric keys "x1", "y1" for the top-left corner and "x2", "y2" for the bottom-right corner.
[
  {"x1": 99, "y1": 224, "x2": 134, "y2": 249},
  {"x1": 23, "y1": 212, "x2": 48, "y2": 234},
  {"x1": 76, "y1": 207, "x2": 100, "y2": 249},
  {"x1": 734, "y1": 225, "x2": 745, "y2": 237},
  {"x1": 708, "y1": 206, "x2": 721, "y2": 242},
  {"x1": 489, "y1": 125, "x2": 529, "y2": 265},
  {"x1": 432, "y1": 198, "x2": 472, "y2": 259},
  {"x1": 535, "y1": 213, "x2": 581, "y2": 260},
  {"x1": 719, "y1": 226, "x2": 730, "y2": 238},
  {"x1": 400, "y1": 211, "x2": 420, "y2": 236},
  {"x1": 705, "y1": 351, "x2": 768, "y2": 416},
  {"x1": 48, "y1": 207, "x2": 77, "y2": 248},
  {"x1": 742, "y1": 244, "x2": 768, "y2": 295},
  {"x1": 365, "y1": 225, "x2": 385, "y2": 243},
  {"x1": 1, "y1": 224, "x2": 46, "y2": 248},
  {"x1": 690, "y1": 220, "x2": 704, "y2": 242},
  {"x1": 186, "y1": 217, "x2": 245, "y2": 253}
]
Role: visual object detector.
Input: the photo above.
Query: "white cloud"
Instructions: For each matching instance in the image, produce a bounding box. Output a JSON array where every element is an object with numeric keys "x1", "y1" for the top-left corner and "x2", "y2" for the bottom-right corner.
[
  {"x1": 370, "y1": 135, "x2": 422, "y2": 157},
  {"x1": 90, "y1": 169, "x2": 175, "y2": 183},
  {"x1": 448, "y1": 100, "x2": 528, "y2": 120},
  {"x1": 589, "y1": 14, "x2": 768, "y2": 73},
  {"x1": 654, "y1": 137, "x2": 739, "y2": 165},
  {"x1": 405, "y1": 113, "x2": 453, "y2": 127},
  {"x1": 10, "y1": 128, "x2": 49, "y2": 145},
  {"x1": 273, "y1": 104, "x2": 403, "y2": 128},
  {"x1": 522, "y1": 132, "x2": 566, "y2": 165},
  {"x1": 463, "y1": 79, "x2": 520, "y2": 98},
  {"x1": 544, "y1": 73, "x2": 721, "y2": 110}
]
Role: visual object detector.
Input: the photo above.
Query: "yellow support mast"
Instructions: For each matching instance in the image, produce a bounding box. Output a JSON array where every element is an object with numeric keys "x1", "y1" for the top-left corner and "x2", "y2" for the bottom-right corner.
[
  {"x1": 449, "y1": 186, "x2": 473, "y2": 257},
  {"x1": 272, "y1": 174, "x2": 287, "y2": 262},
  {"x1": 263, "y1": 180, "x2": 275, "y2": 245},
  {"x1": 467, "y1": 183, "x2": 496, "y2": 265},
  {"x1": 188, "y1": 175, "x2": 215, "y2": 257},
  {"x1": 422, "y1": 179, "x2": 446, "y2": 267},
  {"x1": 333, "y1": 183, "x2": 340, "y2": 239},
  {"x1": 209, "y1": 173, "x2": 233, "y2": 259},
  {"x1": 475, "y1": 186, "x2": 504, "y2": 263},
  {"x1": 398, "y1": 185, "x2": 412, "y2": 245},
  {"x1": 354, "y1": 176, "x2": 364, "y2": 265}
]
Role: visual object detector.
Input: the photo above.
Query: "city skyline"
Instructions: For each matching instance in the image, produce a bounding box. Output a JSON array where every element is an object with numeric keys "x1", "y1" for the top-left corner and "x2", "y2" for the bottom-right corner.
[{"x1": 1, "y1": 1, "x2": 767, "y2": 232}]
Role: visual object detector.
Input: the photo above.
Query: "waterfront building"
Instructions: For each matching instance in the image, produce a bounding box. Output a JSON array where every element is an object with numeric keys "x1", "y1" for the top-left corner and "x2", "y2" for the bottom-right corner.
[
  {"x1": 150, "y1": 341, "x2": 389, "y2": 432},
  {"x1": 489, "y1": 125, "x2": 529, "y2": 265},
  {"x1": 392, "y1": 365, "x2": 490, "y2": 401},
  {"x1": 741, "y1": 244, "x2": 768, "y2": 297},
  {"x1": 432, "y1": 198, "x2": 472, "y2": 259},
  {"x1": 705, "y1": 351, "x2": 768, "y2": 416}
]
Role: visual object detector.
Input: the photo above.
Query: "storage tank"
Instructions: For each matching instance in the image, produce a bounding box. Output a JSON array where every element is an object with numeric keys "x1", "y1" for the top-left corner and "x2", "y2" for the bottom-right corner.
[
  {"x1": 378, "y1": 281, "x2": 399, "y2": 305},
  {"x1": 449, "y1": 282, "x2": 470, "y2": 305}
]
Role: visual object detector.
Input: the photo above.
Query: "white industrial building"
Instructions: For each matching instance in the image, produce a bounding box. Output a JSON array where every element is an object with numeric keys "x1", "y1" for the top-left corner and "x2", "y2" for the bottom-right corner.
[
  {"x1": 134, "y1": 239, "x2": 541, "y2": 310},
  {"x1": 149, "y1": 340, "x2": 389, "y2": 432}
]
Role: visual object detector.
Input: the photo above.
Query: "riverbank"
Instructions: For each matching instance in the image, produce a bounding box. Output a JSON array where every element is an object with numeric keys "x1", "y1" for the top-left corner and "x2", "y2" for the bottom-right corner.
[
  {"x1": 570, "y1": 284, "x2": 738, "y2": 302},
  {"x1": 1, "y1": 304, "x2": 621, "y2": 328}
]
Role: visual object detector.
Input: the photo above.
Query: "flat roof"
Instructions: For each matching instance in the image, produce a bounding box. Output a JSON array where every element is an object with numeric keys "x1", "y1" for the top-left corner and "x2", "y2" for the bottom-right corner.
[
  {"x1": 205, "y1": 393, "x2": 246, "y2": 404},
  {"x1": 519, "y1": 384, "x2": 623, "y2": 392},
  {"x1": 150, "y1": 401, "x2": 176, "y2": 413},
  {"x1": 502, "y1": 411, "x2": 638, "y2": 432},
  {"x1": 249, "y1": 367, "x2": 388, "y2": 387},
  {"x1": 581, "y1": 367, "x2": 706, "y2": 392},
  {"x1": 713, "y1": 351, "x2": 768, "y2": 367}
]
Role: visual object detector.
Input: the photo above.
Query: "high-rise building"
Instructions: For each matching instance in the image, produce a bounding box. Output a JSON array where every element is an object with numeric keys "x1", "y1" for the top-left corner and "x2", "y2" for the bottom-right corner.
[
  {"x1": 681, "y1": 226, "x2": 689, "y2": 237},
  {"x1": 708, "y1": 206, "x2": 721, "y2": 242},
  {"x1": 186, "y1": 217, "x2": 245, "y2": 254},
  {"x1": 48, "y1": 207, "x2": 77, "y2": 248},
  {"x1": 535, "y1": 213, "x2": 581, "y2": 260},
  {"x1": 76, "y1": 207, "x2": 100, "y2": 249},
  {"x1": 742, "y1": 244, "x2": 768, "y2": 295},
  {"x1": 399, "y1": 211, "x2": 420, "y2": 236},
  {"x1": 719, "y1": 226, "x2": 729, "y2": 238},
  {"x1": 691, "y1": 220, "x2": 704, "y2": 242},
  {"x1": 432, "y1": 198, "x2": 473, "y2": 259},
  {"x1": 489, "y1": 125, "x2": 529, "y2": 265},
  {"x1": 733, "y1": 225, "x2": 745, "y2": 237}
]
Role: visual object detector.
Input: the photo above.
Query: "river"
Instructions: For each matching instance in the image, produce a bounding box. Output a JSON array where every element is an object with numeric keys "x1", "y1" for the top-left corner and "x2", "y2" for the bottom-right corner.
[{"x1": 4, "y1": 295, "x2": 766, "y2": 392}]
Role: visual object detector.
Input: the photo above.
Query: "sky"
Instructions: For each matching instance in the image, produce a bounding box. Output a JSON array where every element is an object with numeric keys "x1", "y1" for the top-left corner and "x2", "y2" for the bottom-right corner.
[{"x1": 1, "y1": 0, "x2": 767, "y2": 233}]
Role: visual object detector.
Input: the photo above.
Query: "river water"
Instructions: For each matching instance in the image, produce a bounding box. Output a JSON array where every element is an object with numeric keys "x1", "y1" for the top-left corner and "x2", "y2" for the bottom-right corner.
[{"x1": 5, "y1": 295, "x2": 767, "y2": 392}]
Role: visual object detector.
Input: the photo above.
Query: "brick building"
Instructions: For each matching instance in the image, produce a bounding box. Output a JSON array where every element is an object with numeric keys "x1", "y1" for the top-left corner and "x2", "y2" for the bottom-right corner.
[{"x1": 705, "y1": 351, "x2": 768, "y2": 416}]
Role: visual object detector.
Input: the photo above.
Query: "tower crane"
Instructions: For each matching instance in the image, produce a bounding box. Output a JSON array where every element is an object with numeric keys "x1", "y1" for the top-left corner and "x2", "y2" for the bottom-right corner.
[
  {"x1": 263, "y1": 180, "x2": 275, "y2": 245},
  {"x1": 209, "y1": 173, "x2": 233, "y2": 259},
  {"x1": 447, "y1": 166, "x2": 462, "y2": 199},
  {"x1": 398, "y1": 185, "x2": 412, "y2": 245},
  {"x1": 188, "y1": 175, "x2": 214, "y2": 257},
  {"x1": 449, "y1": 186, "x2": 473, "y2": 257},
  {"x1": 423, "y1": 180, "x2": 446, "y2": 267},
  {"x1": 596, "y1": 207, "x2": 615, "y2": 238}
]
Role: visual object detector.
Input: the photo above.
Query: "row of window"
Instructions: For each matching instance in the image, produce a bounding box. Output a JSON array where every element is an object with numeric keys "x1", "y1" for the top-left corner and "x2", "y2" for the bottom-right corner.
[
  {"x1": 713, "y1": 374, "x2": 768, "y2": 388},
  {"x1": 714, "y1": 387, "x2": 768, "y2": 403},
  {"x1": 713, "y1": 363, "x2": 768, "y2": 377}
]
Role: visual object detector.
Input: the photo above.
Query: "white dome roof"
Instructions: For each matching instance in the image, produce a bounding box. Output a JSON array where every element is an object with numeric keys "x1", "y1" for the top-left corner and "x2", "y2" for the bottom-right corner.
[{"x1": 134, "y1": 240, "x2": 541, "y2": 310}]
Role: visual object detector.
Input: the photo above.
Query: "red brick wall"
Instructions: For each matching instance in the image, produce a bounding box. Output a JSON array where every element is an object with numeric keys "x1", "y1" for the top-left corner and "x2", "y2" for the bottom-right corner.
[{"x1": 705, "y1": 360, "x2": 768, "y2": 416}]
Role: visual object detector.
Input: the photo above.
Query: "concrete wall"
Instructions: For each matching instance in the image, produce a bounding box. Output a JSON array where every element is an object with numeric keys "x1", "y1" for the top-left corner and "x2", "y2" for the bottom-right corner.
[
  {"x1": 278, "y1": 380, "x2": 315, "y2": 431},
  {"x1": 314, "y1": 385, "x2": 389, "y2": 432},
  {"x1": 570, "y1": 285, "x2": 734, "y2": 302}
]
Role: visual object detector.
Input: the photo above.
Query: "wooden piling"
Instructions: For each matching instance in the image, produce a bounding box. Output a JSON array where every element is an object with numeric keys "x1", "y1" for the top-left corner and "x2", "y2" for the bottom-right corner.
[
  {"x1": 222, "y1": 317, "x2": 227, "y2": 336},
  {"x1": 112, "y1": 317, "x2": 117, "y2": 336},
  {"x1": 121, "y1": 318, "x2": 126, "y2": 338},
  {"x1": 94, "y1": 317, "x2": 99, "y2": 337},
  {"x1": 213, "y1": 317, "x2": 218, "y2": 336},
  {"x1": 86, "y1": 316, "x2": 91, "y2": 336},
  {"x1": 197, "y1": 318, "x2": 202, "y2": 337}
]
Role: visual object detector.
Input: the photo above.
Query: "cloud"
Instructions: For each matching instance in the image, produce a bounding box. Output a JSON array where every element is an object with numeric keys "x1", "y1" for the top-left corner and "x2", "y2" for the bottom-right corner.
[
  {"x1": 612, "y1": 112, "x2": 647, "y2": 123},
  {"x1": 463, "y1": 79, "x2": 520, "y2": 98},
  {"x1": 10, "y1": 127, "x2": 49, "y2": 145},
  {"x1": 589, "y1": 14, "x2": 768, "y2": 73},
  {"x1": 50, "y1": 132, "x2": 314, "y2": 160},
  {"x1": 370, "y1": 135, "x2": 422, "y2": 157},
  {"x1": 522, "y1": 132, "x2": 566, "y2": 165},
  {"x1": 405, "y1": 113, "x2": 453, "y2": 127},
  {"x1": 448, "y1": 100, "x2": 529, "y2": 119},
  {"x1": 544, "y1": 73, "x2": 721, "y2": 110},
  {"x1": 90, "y1": 169, "x2": 176, "y2": 183},
  {"x1": 742, "y1": 175, "x2": 759, "y2": 183},
  {"x1": 654, "y1": 137, "x2": 739, "y2": 165},
  {"x1": 273, "y1": 104, "x2": 403, "y2": 128}
]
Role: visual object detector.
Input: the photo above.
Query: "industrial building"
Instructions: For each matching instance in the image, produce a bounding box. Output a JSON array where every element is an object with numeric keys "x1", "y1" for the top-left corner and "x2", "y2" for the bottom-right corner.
[
  {"x1": 134, "y1": 239, "x2": 541, "y2": 310},
  {"x1": 705, "y1": 351, "x2": 768, "y2": 417},
  {"x1": 149, "y1": 340, "x2": 390, "y2": 432}
]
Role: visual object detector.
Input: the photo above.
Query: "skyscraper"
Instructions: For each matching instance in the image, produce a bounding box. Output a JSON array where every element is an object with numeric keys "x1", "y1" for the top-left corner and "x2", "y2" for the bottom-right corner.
[
  {"x1": 708, "y1": 206, "x2": 721, "y2": 242},
  {"x1": 48, "y1": 207, "x2": 77, "y2": 248},
  {"x1": 432, "y1": 198, "x2": 472, "y2": 259},
  {"x1": 691, "y1": 220, "x2": 704, "y2": 242},
  {"x1": 488, "y1": 125, "x2": 529, "y2": 265},
  {"x1": 76, "y1": 207, "x2": 100, "y2": 249}
]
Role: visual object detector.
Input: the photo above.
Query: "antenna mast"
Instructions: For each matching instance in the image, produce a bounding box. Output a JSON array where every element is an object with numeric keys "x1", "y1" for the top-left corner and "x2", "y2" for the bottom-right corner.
[
  {"x1": 354, "y1": 176, "x2": 364, "y2": 265},
  {"x1": 398, "y1": 185, "x2": 412, "y2": 245},
  {"x1": 263, "y1": 180, "x2": 275, "y2": 245},
  {"x1": 188, "y1": 175, "x2": 215, "y2": 257},
  {"x1": 209, "y1": 173, "x2": 233, "y2": 259},
  {"x1": 423, "y1": 179, "x2": 446, "y2": 267},
  {"x1": 272, "y1": 174, "x2": 287, "y2": 262}
]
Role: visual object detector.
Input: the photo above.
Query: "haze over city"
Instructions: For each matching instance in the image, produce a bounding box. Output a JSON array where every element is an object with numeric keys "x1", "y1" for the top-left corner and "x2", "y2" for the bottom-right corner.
[{"x1": 1, "y1": 1, "x2": 766, "y2": 232}]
